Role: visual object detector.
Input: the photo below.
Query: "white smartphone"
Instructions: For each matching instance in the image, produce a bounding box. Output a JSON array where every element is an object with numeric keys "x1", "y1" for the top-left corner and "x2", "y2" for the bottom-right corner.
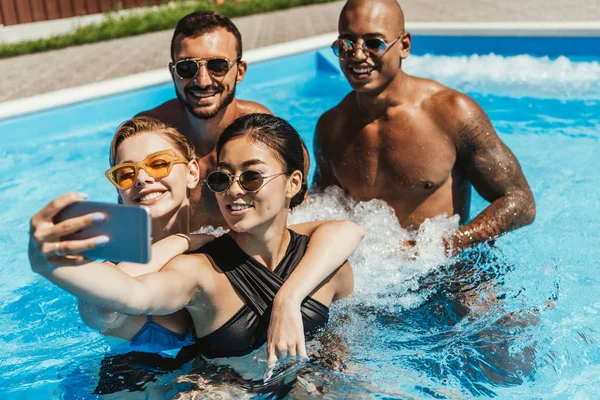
[{"x1": 53, "y1": 201, "x2": 152, "y2": 263}]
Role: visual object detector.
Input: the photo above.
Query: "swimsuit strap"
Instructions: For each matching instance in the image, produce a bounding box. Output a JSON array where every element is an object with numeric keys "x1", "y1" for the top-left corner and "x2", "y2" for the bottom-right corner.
[
  {"x1": 199, "y1": 230, "x2": 308, "y2": 320},
  {"x1": 191, "y1": 231, "x2": 330, "y2": 358}
]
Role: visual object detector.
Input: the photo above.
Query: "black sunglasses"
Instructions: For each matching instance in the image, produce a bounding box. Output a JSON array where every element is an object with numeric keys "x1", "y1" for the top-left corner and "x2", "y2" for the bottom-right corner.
[
  {"x1": 205, "y1": 170, "x2": 288, "y2": 193},
  {"x1": 173, "y1": 57, "x2": 240, "y2": 80},
  {"x1": 331, "y1": 35, "x2": 403, "y2": 59}
]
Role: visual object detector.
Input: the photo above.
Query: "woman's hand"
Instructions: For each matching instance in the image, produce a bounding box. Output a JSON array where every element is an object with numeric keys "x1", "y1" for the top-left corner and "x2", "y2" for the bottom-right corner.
[
  {"x1": 264, "y1": 291, "x2": 307, "y2": 381},
  {"x1": 267, "y1": 292, "x2": 307, "y2": 360},
  {"x1": 263, "y1": 219, "x2": 364, "y2": 375},
  {"x1": 28, "y1": 192, "x2": 108, "y2": 273}
]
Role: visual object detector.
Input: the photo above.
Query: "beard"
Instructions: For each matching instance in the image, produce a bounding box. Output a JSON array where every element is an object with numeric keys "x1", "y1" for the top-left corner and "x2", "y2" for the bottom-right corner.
[{"x1": 176, "y1": 82, "x2": 237, "y2": 120}]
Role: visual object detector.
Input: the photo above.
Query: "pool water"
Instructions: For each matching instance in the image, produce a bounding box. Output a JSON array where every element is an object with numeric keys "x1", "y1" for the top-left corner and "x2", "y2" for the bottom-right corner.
[{"x1": 1, "y1": 48, "x2": 599, "y2": 398}]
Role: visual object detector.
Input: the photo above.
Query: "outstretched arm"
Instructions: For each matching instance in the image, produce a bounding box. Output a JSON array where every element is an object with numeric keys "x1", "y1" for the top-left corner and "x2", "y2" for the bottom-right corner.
[
  {"x1": 78, "y1": 233, "x2": 212, "y2": 333},
  {"x1": 39, "y1": 256, "x2": 199, "y2": 316},
  {"x1": 266, "y1": 220, "x2": 364, "y2": 365},
  {"x1": 446, "y1": 95, "x2": 535, "y2": 253},
  {"x1": 29, "y1": 193, "x2": 202, "y2": 316},
  {"x1": 117, "y1": 233, "x2": 213, "y2": 277}
]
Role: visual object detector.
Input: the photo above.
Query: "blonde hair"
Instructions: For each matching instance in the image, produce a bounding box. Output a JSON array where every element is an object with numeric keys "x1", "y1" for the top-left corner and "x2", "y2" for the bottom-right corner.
[{"x1": 109, "y1": 117, "x2": 196, "y2": 166}]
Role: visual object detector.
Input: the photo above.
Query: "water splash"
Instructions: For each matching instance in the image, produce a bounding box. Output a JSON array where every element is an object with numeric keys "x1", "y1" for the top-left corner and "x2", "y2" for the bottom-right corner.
[
  {"x1": 289, "y1": 186, "x2": 459, "y2": 310},
  {"x1": 286, "y1": 188, "x2": 552, "y2": 397},
  {"x1": 405, "y1": 54, "x2": 600, "y2": 100}
]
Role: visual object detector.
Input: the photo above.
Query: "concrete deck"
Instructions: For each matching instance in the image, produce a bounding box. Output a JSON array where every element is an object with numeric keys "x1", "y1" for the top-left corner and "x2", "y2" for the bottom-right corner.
[{"x1": 0, "y1": 0, "x2": 599, "y2": 102}]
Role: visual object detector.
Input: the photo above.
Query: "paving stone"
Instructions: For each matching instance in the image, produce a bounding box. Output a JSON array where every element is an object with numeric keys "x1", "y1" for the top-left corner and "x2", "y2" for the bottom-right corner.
[{"x1": 0, "y1": 0, "x2": 598, "y2": 102}]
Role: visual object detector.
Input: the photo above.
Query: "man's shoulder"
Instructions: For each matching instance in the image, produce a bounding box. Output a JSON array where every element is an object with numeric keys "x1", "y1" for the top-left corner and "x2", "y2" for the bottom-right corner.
[
  {"x1": 236, "y1": 99, "x2": 272, "y2": 116},
  {"x1": 414, "y1": 77, "x2": 491, "y2": 145},
  {"x1": 136, "y1": 99, "x2": 185, "y2": 127},
  {"x1": 316, "y1": 93, "x2": 355, "y2": 132},
  {"x1": 416, "y1": 78, "x2": 477, "y2": 118}
]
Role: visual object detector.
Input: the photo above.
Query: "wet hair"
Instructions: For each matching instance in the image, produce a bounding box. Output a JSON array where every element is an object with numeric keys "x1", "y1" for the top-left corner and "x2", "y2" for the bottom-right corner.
[
  {"x1": 216, "y1": 113, "x2": 308, "y2": 209},
  {"x1": 170, "y1": 11, "x2": 243, "y2": 61},
  {"x1": 109, "y1": 116, "x2": 196, "y2": 167}
]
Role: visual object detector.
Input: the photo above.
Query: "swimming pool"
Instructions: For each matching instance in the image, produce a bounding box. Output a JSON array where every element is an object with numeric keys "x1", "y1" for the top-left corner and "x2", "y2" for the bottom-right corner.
[{"x1": 1, "y1": 34, "x2": 599, "y2": 398}]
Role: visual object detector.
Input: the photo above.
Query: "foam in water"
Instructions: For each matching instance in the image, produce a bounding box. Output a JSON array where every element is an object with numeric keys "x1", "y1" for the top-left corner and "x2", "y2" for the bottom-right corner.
[
  {"x1": 404, "y1": 54, "x2": 600, "y2": 100},
  {"x1": 288, "y1": 187, "x2": 459, "y2": 310}
]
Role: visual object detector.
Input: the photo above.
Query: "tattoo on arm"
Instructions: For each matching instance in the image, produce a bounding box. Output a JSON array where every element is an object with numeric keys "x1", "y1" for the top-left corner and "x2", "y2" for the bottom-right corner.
[{"x1": 450, "y1": 114, "x2": 535, "y2": 252}]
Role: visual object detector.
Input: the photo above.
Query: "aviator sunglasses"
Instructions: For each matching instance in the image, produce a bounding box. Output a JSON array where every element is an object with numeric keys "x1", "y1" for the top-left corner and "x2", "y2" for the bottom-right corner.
[
  {"x1": 105, "y1": 149, "x2": 188, "y2": 190},
  {"x1": 172, "y1": 57, "x2": 241, "y2": 80},
  {"x1": 331, "y1": 34, "x2": 404, "y2": 59},
  {"x1": 205, "y1": 170, "x2": 288, "y2": 193}
]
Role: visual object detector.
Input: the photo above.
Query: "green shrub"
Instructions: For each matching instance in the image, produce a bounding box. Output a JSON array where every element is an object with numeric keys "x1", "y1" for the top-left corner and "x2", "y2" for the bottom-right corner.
[{"x1": 0, "y1": 0, "x2": 337, "y2": 59}]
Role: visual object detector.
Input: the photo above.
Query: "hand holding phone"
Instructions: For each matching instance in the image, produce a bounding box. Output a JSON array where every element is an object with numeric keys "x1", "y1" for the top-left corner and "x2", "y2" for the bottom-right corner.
[{"x1": 53, "y1": 201, "x2": 152, "y2": 263}]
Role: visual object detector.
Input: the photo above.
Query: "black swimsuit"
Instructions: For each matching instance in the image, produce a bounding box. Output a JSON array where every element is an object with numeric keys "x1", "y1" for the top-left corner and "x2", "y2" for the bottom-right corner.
[{"x1": 192, "y1": 229, "x2": 330, "y2": 358}]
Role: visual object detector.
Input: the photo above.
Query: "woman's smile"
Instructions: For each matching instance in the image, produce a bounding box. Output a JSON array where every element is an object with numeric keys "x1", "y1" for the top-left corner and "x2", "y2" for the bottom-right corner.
[{"x1": 227, "y1": 202, "x2": 254, "y2": 216}]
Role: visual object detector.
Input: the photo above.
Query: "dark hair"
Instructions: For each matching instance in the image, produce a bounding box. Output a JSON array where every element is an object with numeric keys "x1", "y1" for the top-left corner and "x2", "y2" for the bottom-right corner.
[
  {"x1": 217, "y1": 113, "x2": 308, "y2": 209},
  {"x1": 170, "y1": 11, "x2": 242, "y2": 61}
]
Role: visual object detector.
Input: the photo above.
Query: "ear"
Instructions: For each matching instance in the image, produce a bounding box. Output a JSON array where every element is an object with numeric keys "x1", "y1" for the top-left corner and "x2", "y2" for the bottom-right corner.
[
  {"x1": 235, "y1": 60, "x2": 248, "y2": 84},
  {"x1": 169, "y1": 62, "x2": 176, "y2": 81},
  {"x1": 286, "y1": 170, "x2": 303, "y2": 200},
  {"x1": 399, "y1": 32, "x2": 411, "y2": 59},
  {"x1": 186, "y1": 159, "x2": 200, "y2": 190}
]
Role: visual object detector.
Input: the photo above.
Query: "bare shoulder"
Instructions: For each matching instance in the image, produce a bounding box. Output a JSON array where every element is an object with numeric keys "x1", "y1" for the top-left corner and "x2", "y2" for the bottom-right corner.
[
  {"x1": 336, "y1": 260, "x2": 353, "y2": 282},
  {"x1": 136, "y1": 99, "x2": 185, "y2": 128},
  {"x1": 164, "y1": 252, "x2": 211, "y2": 270},
  {"x1": 332, "y1": 260, "x2": 354, "y2": 301},
  {"x1": 416, "y1": 76, "x2": 460, "y2": 114},
  {"x1": 420, "y1": 79, "x2": 492, "y2": 144},
  {"x1": 315, "y1": 93, "x2": 355, "y2": 142},
  {"x1": 320, "y1": 92, "x2": 355, "y2": 124},
  {"x1": 162, "y1": 252, "x2": 216, "y2": 288},
  {"x1": 237, "y1": 99, "x2": 272, "y2": 116},
  {"x1": 428, "y1": 86, "x2": 482, "y2": 119}
]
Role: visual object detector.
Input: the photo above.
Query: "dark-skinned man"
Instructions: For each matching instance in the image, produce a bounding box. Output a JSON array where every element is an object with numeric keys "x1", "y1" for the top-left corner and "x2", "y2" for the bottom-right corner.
[{"x1": 314, "y1": 0, "x2": 535, "y2": 255}]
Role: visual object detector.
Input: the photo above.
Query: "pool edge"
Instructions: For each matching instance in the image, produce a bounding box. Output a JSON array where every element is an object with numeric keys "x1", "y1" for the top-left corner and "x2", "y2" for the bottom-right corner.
[
  {"x1": 2, "y1": 22, "x2": 600, "y2": 120},
  {"x1": 0, "y1": 33, "x2": 338, "y2": 120}
]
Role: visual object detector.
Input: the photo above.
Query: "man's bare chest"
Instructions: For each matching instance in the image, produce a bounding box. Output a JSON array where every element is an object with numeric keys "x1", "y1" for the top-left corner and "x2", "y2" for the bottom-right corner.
[{"x1": 330, "y1": 120, "x2": 457, "y2": 194}]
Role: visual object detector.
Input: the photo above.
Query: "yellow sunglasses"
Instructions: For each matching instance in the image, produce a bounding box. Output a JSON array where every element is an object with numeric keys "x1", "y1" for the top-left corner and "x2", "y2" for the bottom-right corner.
[{"x1": 105, "y1": 149, "x2": 188, "y2": 190}]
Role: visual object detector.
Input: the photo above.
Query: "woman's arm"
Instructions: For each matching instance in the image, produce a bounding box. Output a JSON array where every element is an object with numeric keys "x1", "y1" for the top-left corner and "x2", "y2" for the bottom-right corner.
[
  {"x1": 28, "y1": 193, "x2": 203, "y2": 316},
  {"x1": 266, "y1": 220, "x2": 364, "y2": 365},
  {"x1": 118, "y1": 233, "x2": 213, "y2": 277},
  {"x1": 283, "y1": 220, "x2": 363, "y2": 302},
  {"x1": 77, "y1": 233, "x2": 213, "y2": 333},
  {"x1": 38, "y1": 255, "x2": 201, "y2": 316}
]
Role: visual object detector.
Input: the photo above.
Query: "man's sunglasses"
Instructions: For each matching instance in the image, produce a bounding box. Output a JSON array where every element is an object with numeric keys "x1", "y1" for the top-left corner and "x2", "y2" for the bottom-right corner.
[
  {"x1": 331, "y1": 35, "x2": 403, "y2": 59},
  {"x1": 105, "y1": 149, "x2": 188, "y2": 190},
  {"x1": 172, "y1": 57, "x2": 241, "y2": 80},
  {"x1": 205, "y1": 170, "x2": 287, "y2": 193}
]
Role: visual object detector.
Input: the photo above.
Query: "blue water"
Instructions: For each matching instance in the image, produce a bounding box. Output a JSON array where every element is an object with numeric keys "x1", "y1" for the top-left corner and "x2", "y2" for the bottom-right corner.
[{"x1": 1, "y1": 45, "x2": 599, "y2": 398}]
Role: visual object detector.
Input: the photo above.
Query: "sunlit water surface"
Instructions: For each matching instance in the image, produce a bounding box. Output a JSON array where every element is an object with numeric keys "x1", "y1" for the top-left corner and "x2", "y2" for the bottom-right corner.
[{"x1": 0, "y1": 53, "x2": 599, "y2": 399}]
